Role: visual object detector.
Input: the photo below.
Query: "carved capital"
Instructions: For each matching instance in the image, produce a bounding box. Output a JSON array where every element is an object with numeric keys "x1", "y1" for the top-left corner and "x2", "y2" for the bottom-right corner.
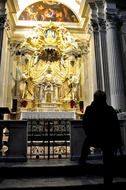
[
  {"x1": 8, "y1": 40, "x2": 22, "y2": 56},
  {"x1": 98, "y1": 18, "x2": 106, "y2": 31},
  {"x1": 120, "y1": 14, "x2": 126, "y2": 22},
  {"x1": 106, "y1": 12, "x2": 121, "y2": 29},
  {"x1": 91, "y1": 19, "x2": 99, "y2": 32},
  {"x1": 106, "y1": 12, "x2": 118, "y2": 23},
  {"x1": 79, "y1": 41, "x2": 90, "y2": 55},
  {"x1": 0, "y1": 14, "x2": 6, "y2": 28},
  {"x1": 5, "y1": 19, "x2": 11, "y2": 31},
  {"x1": 83, "y1": 42, "x2": 90, "y2": 54}
]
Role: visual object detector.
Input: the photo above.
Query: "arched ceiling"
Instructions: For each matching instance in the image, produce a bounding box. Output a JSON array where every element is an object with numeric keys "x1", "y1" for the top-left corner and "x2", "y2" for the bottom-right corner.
[
  {"x1": 18, "y1": 1, "x2": 79, "y2": 23},
  {"x1": 17, "y1": 0, "x2": 81, "y2": 17},
  {"x1": 7, "y1": 0, "x2": 91, "y2": 35},
  {"x1": 7, "y1": 0, "x2": 126, "y2": 36}
]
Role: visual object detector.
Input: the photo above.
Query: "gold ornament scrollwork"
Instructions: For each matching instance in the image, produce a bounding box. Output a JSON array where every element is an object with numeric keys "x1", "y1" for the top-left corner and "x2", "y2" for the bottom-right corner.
[{"x1": 12, "y1": 23, "x2": 84, "y2": 110}]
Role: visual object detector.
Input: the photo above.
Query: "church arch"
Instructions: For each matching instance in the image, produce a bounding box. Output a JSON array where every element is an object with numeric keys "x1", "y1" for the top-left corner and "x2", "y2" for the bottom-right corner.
[{"x1": 18, "y1": 0, "x2": 79, "y2": 23}]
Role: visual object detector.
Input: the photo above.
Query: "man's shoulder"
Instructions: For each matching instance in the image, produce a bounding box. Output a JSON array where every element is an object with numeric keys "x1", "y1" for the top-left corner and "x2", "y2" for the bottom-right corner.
[
  {"x1": 106, "y1": 105, "x2": 116, "y2": 112},
  {"x1": 85, "y1": 104, "x2": 92, "y2": 112},
  {"x1": 106, "y1": 105, "x2": 118, "y2": 116}
]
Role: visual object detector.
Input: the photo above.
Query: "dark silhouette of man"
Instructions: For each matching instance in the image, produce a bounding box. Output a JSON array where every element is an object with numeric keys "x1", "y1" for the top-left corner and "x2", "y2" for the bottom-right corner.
[{"x1": 80, "y1": 90, "x2": 122, "y2": 186}]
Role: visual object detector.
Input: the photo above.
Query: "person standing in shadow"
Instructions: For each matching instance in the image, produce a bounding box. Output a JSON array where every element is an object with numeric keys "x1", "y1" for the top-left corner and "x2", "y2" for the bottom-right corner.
[{"x1": 80, "y1": 90, "x2": 123, "y2": 187}]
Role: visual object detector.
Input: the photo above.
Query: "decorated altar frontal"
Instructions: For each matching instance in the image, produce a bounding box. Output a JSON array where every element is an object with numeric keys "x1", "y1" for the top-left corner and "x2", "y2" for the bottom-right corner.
[{"x1": 20, "y1": 111, "x2": 76, "y2": 120}]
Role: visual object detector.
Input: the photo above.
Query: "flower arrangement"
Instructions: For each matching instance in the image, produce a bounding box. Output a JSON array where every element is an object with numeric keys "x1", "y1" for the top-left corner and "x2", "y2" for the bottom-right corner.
[{"x1": 21, "y1": 100, "x2": 28, "y2": 107}]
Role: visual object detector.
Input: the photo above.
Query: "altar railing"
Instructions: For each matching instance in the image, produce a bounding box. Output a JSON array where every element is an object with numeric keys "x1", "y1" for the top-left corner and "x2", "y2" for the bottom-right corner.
[
  {"x1": 0, "y1": 114, "x2": 125, "y2": 161},
  {"x1": 71, "y1": 119, "x2": 126, "y2": 160},
  {"x1": 27, "y1": 119, "x2": 71, "y2": 159},
  {"x1": 0, "y1": 120, "x2": 27, "y2": 161}
]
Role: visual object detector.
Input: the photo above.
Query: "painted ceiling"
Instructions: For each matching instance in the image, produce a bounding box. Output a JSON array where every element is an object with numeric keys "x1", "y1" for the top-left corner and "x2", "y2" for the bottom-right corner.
[
  {"x1": 18, "y1": 1, "x2": 79, "y2": 23},
  {"x1": 7, "y1": 0, "x2": 89, "y2": 37},
  {"x1": 16, "y1": 0, "x2": 82, "y2": 23},
  {"x1": 6, "y1": 0, "x2": 126, "y2": 39}
]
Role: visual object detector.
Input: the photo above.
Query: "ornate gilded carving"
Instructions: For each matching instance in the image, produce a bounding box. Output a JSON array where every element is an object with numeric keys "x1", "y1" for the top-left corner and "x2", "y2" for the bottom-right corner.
[
  {"x1": 5, "y1": 19, "x2": 11, "y2": 31},
  {"x1": 11, "y1": 22, "x2": 85, "y2": 111},
  {"x1": 19, "y1": 1, "x2": 78, "y2": 23}
]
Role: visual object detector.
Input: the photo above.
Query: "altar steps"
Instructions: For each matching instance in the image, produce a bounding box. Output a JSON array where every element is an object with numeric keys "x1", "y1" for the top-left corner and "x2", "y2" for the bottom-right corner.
[
  {"x1": 0, "y1": 176, "x2": 126, "y2": 190},
  {"x1": 0, "y1": 155, "x2": 126, "y2": 189}
]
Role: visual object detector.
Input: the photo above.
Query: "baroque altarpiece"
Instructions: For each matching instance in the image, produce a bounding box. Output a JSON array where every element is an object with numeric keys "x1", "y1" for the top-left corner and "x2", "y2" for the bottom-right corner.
[{"x1": 11, "y1": 22, "x2": 86, "y2": 112}]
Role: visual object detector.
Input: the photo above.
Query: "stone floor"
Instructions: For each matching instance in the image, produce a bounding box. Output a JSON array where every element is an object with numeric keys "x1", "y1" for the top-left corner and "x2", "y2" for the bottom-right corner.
[
  {"x1": 0, "y1": 175, "x2": 126, "y2": 189},
  {"x1": 0, "y1": 158, "x2": 126, "y2": 189}
]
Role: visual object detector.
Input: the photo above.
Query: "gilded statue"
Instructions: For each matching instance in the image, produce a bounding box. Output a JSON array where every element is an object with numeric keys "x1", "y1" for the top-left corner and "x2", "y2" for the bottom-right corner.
[{"x1": 68, "y1": 73, "x2": 80, "y2": 100}]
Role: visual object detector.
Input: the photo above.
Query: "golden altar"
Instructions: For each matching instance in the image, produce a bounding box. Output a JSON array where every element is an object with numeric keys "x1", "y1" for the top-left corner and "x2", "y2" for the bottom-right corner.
[{"x1": 11, "y1": 22, "x2": 85, "y2": 113}]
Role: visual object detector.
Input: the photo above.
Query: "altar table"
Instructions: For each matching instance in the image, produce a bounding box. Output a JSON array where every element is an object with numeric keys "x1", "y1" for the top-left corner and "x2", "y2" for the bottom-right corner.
[{"x1": 20, "y1": 111, "x2": 76, "y2": 120}]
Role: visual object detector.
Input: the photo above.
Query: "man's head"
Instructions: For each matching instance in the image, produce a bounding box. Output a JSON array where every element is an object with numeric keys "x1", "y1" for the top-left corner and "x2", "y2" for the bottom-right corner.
[{"x1": 93, "y1": 90, "x2": 106, "y2": 104}]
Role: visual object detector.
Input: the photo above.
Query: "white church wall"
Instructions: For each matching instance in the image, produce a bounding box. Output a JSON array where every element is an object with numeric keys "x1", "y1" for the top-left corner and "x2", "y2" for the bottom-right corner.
[{"x1": 0, "y1": 30, "x2": 10, "y2": 108}]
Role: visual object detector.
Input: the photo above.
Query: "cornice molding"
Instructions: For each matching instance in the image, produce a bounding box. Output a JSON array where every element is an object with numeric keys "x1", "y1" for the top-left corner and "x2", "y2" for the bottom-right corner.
[{"x1": 0, "y1": 0, "x2": 7, "y2": 15}]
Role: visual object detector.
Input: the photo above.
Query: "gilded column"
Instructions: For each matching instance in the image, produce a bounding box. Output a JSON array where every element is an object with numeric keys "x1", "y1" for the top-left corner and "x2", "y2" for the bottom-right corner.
[
  {"x1": 106, "y1": 12, "x2": 126, "y2": 110},
  {"x1": 0, "y1": 0, "x2": 7, "y2": 65}
]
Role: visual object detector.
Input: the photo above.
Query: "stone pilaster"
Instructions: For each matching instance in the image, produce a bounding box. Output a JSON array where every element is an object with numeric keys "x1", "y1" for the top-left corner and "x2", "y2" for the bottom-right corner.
[
  {"x1": 0, "y1": 0, "x2": 7, "y2": 65},
  {"x1": 89, "y1": 2, "x2": 104, "y2": 90},
  {"x1": 120, "y1": 12, "x2": 126, "y2": 98},
  {"x1": 96, "y1": 0, "x2": 111, "y2": 104},
  {"x1": 0, "y1": 14, "x2": 6, "y2": 64},
  {"x1": 98, "y1": 18, "x2": 111, "y2": 104},
  {"x1": 91, "y1": 19, "x2": 104, "y2": 90},
  {"x1": 106, "y1": 12, "x2": 126, "y2": 110}
]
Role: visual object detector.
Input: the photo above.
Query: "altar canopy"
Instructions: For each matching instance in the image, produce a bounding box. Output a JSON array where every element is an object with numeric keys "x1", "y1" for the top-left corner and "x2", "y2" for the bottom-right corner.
[{"x1": 12, "y1": 22, "x2": 85, "y2": 111}]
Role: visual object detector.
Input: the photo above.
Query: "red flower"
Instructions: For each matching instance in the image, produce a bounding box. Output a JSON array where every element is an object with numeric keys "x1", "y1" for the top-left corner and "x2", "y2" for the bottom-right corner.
[
  {"x1": 70, "y1": 100, "x2": 75, "y2": 108},
  {"x1": 21, "y1": 100, "x2": 27, "y2": 107}
]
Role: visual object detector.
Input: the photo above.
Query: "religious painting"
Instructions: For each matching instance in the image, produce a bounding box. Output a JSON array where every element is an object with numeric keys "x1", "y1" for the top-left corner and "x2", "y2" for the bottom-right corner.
[
  {"x1": 19, "y1": 1, "x2": 78, "y2": 23},
  {"x1": 45, "y1": 29, "x2": 56, "y2": 39},
  {"x1": 44, "y1": 29, "x2": 56, "y2": 43}
]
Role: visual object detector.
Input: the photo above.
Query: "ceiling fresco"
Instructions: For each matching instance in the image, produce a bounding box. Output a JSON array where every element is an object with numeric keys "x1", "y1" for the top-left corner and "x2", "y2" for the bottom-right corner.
[{"x1": 18, "y1": 1, "x2": 79, "y2": 23}]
